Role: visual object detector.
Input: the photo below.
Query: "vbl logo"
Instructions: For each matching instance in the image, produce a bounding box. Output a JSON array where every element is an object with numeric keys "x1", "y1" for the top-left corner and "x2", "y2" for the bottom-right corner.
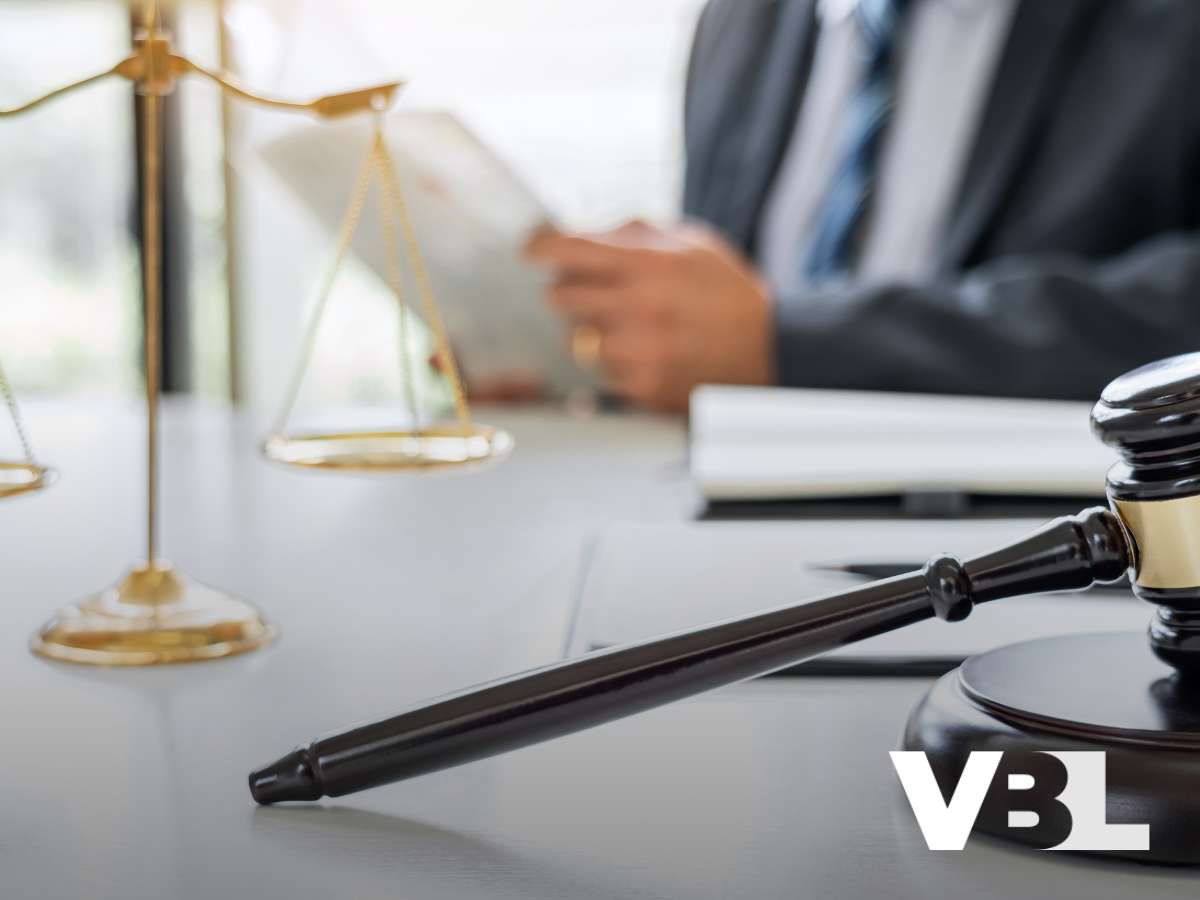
[{"x1": 891, "y1": 751, "x2": 1149, "y2": 851}]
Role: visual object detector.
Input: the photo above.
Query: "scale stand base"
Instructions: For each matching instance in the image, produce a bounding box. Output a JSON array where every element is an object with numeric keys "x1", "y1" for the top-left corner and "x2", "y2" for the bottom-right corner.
[
  {"x1": 903, "y1": 632, "x2": 1200, "y2": 865},
  {"x1": 30, "y1": 562, "x2": 275, "y2": 666}
]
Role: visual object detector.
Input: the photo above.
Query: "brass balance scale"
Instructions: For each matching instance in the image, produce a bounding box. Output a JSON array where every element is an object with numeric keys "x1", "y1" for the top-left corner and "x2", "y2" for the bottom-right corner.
[{"x1": 0, "y1": 2, "x2": 511, "y2": 666}]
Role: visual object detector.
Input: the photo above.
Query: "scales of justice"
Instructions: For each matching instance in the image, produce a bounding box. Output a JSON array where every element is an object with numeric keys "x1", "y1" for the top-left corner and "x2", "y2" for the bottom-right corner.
[{"x1": 0, "y1": 2, "x2": 510, "y2": 666}]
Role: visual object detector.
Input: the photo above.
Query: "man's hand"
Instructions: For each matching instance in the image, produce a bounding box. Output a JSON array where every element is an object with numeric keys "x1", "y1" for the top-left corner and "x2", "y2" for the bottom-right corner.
[{"x1": 525, "y1": 221, "x2": 776, "y2": 412}]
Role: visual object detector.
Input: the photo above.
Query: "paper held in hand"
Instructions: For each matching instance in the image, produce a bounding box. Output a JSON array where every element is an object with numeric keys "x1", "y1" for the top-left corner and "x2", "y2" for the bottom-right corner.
[{"x1": 260, "y1": 110, "x2": 592, "y2": 395}]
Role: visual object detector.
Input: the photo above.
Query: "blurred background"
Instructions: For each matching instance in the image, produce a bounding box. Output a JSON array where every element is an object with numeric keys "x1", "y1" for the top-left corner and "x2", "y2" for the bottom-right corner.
[{"x1": 0, "y1": 0, "x2": 705, "y2": 421}]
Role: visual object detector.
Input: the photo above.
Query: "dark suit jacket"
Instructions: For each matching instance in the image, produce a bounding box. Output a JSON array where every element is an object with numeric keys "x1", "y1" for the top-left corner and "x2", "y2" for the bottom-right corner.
[{"x1": 683, "y1": 0, "x2": 1200, "y2": 399}]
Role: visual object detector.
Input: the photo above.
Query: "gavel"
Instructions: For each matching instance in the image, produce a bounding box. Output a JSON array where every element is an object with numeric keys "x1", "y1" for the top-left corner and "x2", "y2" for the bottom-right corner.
[{"x1": 250, "y1": 353, "x2": 1200, "y2": 805}]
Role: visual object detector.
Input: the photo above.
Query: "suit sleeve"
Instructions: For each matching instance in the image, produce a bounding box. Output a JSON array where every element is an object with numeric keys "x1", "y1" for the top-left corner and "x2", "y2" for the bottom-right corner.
[{"x1": 774, "y1": 231, "x2": 1200, "y2": 400}]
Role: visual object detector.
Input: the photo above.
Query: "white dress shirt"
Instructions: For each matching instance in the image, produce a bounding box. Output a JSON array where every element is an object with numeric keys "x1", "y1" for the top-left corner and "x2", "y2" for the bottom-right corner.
[{"x1": 758, "y1": 0, "x2": 1018, "y2": 295}]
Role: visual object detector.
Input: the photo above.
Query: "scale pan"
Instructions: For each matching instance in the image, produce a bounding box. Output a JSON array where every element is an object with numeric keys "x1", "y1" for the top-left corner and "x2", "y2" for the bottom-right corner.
[
  {"x1": 0, "y1": 461, "x2": 52, "y2": 499},
  {"x1": 262, "y1": 425, "x2": 513, "y2": 472}
]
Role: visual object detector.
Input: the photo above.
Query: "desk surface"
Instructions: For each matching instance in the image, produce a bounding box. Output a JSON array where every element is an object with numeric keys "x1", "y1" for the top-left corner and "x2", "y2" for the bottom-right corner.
[{"x1": 1, "y1": 401, "x2": 1195, "y2": 899}]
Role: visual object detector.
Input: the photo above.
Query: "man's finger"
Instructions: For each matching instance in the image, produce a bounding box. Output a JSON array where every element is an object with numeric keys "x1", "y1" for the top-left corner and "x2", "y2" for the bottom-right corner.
[
  {"x1": 592, "y1": 329, "x2": 662, "y2": 378},
  {"x1": 549, "y1": 282, "x2": 647, "y2": 321},
  {"x1": 525, "y1": 229, "x2": 654, "y2": 278}
]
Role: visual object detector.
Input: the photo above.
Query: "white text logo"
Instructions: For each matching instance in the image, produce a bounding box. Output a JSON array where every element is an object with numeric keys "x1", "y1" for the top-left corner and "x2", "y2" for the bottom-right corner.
[{"x1": 890, "y1": 751, "x2": 1149, "y2": 851}]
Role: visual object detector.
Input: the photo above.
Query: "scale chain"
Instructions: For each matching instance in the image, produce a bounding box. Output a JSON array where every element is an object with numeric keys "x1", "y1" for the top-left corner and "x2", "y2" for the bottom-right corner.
[
  {"x1": 373, "y1": 129, "x2": 423, "y2": 432},
  {"x1": 270, "y1": 138, "x2": 378, "y2": 437},
  {"x1": 273, "y1": 126, "x2": 475, "y2": 438},
  {"x1": 0, "y1": 356, "x2": 36, "y2": 465},
  {"x1": 375, "y1": 135, "x2": 472, "y2": 431}
]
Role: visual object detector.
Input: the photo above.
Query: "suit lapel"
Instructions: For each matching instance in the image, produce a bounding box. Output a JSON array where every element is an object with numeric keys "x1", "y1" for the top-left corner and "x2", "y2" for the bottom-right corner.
[
  {"x1": 703, "y1": 0, "x2": 818, "y2": 252},
  {"x1": 938, "y1": 0, "x2": 1100, "y2": 271}
]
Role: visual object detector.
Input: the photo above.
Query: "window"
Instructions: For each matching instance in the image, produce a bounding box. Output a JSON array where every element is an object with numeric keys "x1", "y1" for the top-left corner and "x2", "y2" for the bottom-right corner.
[{"x1": 0, "y1": 1, "x2": 139, "y2": 400}]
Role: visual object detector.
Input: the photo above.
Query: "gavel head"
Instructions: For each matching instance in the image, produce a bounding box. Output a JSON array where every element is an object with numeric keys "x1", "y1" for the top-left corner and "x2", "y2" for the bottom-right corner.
[{"x1": 1092, "y1": 352, "x2": 1200, "y2": 674}]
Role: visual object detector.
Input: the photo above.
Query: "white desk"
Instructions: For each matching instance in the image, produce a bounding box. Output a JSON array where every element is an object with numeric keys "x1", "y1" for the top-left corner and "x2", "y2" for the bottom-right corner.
[{"x1": 0, "y1": 401, "x2": 1195, "y2": 899}]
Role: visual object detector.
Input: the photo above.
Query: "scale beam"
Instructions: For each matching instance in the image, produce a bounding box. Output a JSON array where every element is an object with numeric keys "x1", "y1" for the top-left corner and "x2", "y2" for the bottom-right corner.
[{"x1": 1, "y1": 32, "x2": 401, "y2": 119}]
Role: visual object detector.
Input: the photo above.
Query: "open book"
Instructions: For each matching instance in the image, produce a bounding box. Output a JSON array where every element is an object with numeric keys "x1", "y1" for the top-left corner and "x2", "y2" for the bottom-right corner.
[{"x1": 690, "y1": 386, "x2": 1116, "y2": 502}]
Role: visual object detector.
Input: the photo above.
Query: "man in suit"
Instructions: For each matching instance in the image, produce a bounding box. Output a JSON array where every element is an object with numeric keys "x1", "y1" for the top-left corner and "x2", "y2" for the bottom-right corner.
[{"x1": 526, "y1": 0, "x2": 1200, "y2": 411}]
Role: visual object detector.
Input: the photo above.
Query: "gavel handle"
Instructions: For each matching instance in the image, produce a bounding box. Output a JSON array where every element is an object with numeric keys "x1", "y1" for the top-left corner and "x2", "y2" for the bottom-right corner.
[{"x1": 253, "y1": 508, "x2": 1131, "y2": 802}]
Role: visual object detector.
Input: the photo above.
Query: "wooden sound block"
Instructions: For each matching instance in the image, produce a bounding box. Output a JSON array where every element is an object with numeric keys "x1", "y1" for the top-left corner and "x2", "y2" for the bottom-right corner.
[{"x1": 903, "y1": 632, "x2": 1200, "y2": 865}]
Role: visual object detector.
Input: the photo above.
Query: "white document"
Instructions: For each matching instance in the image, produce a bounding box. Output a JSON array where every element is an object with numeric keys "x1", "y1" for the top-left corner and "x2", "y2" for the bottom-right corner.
[
  {"x1": 571, "y1": 521, "x2": 1148, "y2": 667},
  {"x1": 261, "y1": 110, "x2": 591, "y2": 393},
  {"x1": 690, "y1": 385, "x2": 1117, "y2": 501}
]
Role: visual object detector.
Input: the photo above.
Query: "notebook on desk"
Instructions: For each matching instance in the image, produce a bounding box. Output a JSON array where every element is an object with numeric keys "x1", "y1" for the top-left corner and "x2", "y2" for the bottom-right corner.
[
  {"x1": 690, "y1": 386, "x2": 1116, "y2": 515},
  {"x1": 566, "y1": 521, "x2": 1149, "y2": 675}
]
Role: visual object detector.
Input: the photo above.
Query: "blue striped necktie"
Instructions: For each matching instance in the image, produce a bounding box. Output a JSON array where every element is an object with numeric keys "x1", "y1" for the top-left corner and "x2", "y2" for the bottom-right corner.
[{"x1": 801, "y1": 0, "x2": 912, "y2": 284}]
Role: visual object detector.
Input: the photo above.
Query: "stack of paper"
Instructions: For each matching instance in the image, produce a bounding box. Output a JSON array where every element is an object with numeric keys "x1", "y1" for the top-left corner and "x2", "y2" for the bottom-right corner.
[{"x1": 690, "y1": 386, "x2": 1117, "y2": 501}]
